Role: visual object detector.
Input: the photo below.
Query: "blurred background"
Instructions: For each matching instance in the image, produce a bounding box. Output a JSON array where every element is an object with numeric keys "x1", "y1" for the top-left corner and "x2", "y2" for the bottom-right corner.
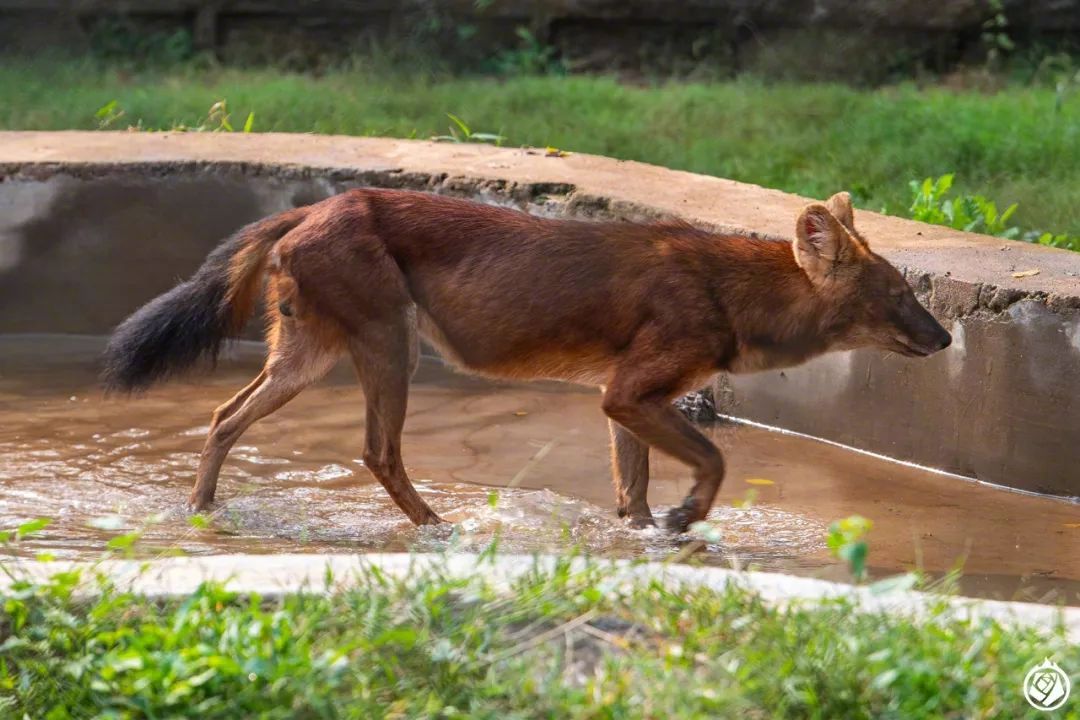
[{"x1": 1, "y1": 0, "x2": 1078, "y2": 245}]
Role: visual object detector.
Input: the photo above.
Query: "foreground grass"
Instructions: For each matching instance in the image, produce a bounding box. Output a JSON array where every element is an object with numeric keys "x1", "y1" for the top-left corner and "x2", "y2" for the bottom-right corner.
[
  {"x1": 1, "y1": 557, "x2": 1077, "y2": 719},
  {"x1": 2, "y1": 59, "x2": 1079, "y2": 237}
]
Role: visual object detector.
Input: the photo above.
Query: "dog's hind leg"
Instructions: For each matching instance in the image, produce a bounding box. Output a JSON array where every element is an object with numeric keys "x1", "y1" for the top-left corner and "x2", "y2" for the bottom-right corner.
[
  {"x1": 349, "y1": 310, "x2": 442, "y2": 526},
  {"x1": 189, "y1": 319, "x2": 342, "y2": 510},
  {"x1": 207, "y1": 369, "x2": 267, "y2": 436}
]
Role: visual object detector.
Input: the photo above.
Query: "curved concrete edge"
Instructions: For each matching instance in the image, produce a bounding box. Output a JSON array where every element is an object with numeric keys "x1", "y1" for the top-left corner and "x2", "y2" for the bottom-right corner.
[
  {"x1": 1, "y1": 131, "x2": 1077, "y2": 304},
  {"x1": 5, "y1": 553, "x2": 1078, "y2": 643}
]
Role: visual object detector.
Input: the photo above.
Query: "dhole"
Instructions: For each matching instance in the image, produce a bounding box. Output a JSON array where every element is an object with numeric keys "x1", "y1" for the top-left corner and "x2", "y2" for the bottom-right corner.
[{"x1": 103, "y1": 189, "x2": 950, "y2": 531}]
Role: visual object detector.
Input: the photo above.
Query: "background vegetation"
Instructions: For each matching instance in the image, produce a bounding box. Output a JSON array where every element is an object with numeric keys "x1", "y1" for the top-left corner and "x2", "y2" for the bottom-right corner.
[{"x1": 2, "y1": 56, "x2": 1079, "y2": 245}]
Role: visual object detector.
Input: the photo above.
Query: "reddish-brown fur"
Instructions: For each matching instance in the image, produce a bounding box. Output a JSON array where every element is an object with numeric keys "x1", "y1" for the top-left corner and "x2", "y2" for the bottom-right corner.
[{"x1": 186, "y1": 188, "x2": 950, "y2": 531}]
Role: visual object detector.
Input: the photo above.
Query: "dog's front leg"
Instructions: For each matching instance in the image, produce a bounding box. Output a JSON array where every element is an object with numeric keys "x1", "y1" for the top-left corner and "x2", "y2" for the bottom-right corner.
[{"x1": 607, "y1": 419, "x2": 654, "y2": 528}]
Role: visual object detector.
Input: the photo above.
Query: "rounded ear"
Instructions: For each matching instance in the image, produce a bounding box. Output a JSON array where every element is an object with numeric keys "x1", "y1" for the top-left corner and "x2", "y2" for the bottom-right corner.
[
  {"x1": 825, "y1": 191, "x2": 855, "y2": 232},
  {"x1": 793, "y1": 203, "x2": 856, "y2": 284}
]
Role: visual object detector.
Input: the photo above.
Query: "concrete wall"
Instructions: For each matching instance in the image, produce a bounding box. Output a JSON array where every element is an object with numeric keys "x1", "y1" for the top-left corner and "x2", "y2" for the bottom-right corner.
[{"x1": 0, "y1": 131, "x2": 1077, "y2": 497}]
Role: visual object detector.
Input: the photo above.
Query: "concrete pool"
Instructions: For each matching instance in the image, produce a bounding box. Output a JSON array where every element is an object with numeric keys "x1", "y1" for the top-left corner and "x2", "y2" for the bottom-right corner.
[{"x1": 0, "y1": 132, "x2": 1076, "y2": 606}]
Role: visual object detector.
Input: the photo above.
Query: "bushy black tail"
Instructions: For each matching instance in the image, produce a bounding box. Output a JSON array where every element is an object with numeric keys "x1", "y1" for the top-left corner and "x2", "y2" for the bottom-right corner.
[{"x1": 102, "y1": 208, "x2": 308, "y2": 394}]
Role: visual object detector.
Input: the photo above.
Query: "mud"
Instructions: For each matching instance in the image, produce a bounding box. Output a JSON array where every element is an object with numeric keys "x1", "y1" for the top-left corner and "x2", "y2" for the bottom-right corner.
[{"x1": 1, "y1": 335, "x2": 1077, "y2": 606}]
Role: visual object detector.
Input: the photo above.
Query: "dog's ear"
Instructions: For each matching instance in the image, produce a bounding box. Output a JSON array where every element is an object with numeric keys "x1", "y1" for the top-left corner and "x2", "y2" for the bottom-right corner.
[
  {"x1": 825, "y1": 192, "x2": 855, "y2": 233},
  {"x1": 793, "y1": 203, "x2": 861, "y2": 284}
]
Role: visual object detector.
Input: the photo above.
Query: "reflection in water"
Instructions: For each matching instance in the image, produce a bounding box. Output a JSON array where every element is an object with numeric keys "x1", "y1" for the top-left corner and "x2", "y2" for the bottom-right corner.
[{"x1": 1, "y1": 335, "x2": 1077, "y2": 606}]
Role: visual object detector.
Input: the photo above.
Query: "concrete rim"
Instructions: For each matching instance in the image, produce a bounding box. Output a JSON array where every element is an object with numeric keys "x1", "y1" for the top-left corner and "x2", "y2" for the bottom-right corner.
[
  {"x1": 4, "y1": 553, "x2": 1078, "y2": 643},
  {"x1": 1, "y1": 130, "x2": 1077, "y2": 305}
]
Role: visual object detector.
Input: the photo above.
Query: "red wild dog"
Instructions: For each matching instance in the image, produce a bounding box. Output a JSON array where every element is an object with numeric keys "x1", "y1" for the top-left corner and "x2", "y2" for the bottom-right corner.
[{"x1": 103, "y1": 189, "x2": 950, "y2": 532}]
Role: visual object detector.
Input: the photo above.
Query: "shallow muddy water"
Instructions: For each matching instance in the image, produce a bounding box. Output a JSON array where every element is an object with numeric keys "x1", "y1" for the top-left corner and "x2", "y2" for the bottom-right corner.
[{"x1": 1, "y1": 335, "x2": 1077, "y2": 605}]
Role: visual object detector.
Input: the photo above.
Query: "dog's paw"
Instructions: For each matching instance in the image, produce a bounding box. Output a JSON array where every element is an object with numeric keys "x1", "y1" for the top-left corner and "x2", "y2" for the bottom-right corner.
[
  {"x1": 186, "y1": 497, "x2": 215, "y2": 514},
  {"x1": 663, "y1": 498, "x2": 700, "y2": 534},
  {"x1": 419, "y1": 510, "x2": 447, "y2": 526},
  {"x1": 626, "y1": 514, "x2": 657, "y2": 530}
]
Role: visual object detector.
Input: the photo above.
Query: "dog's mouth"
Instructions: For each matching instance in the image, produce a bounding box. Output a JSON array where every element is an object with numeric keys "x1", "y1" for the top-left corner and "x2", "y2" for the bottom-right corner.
[{"x1": 892, "y1": 335, "x2": 934, "y2": 357}]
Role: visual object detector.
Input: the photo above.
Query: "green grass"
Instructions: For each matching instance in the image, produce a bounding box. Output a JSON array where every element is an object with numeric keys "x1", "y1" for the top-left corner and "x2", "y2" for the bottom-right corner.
[
  {"x1": 2, "y1": 555, "x2": 1077, "y2": 719},
  {"x1": 2, "y1": 58, "x2": 1079, "y2": 237}
]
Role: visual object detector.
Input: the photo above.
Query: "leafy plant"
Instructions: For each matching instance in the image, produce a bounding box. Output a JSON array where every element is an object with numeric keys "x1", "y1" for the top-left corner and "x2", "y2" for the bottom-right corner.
[
  {"x1": 827, "y1": 515, "x2": 873, "y2": 582},
  {"x1": 431, "y1": 112, "x2": 505, "y2": 145},
  {"x1": 908, "y1": 173, "x2": 1019, "y2": 238},
  {"x1": 94, "y1": 99, "x2": 126, "y2": 129},
  {"x1": 908, "y1": 173, "x2": 1079, "y2": 251},
  {"x1": 0, "y1": 518, "x2": 51, "y2": 546},
  {"x1": 1026, "y1": 230, "x2": 1080, "y2": 253},
  {"x1": 89, "y1": 16, "x2": 194, "y2": 66},
  {"x1": 174, "y1": 99, "x2": 254, "y2": 133},
  {"x1": 93, "y1": 99, "x2": 254, "y2": 133},
  {"x1": 488, "y1": 26, "x2": 564, "y2": 76},
  {"x1": 980, "y1": 0, "x2": 1015, "y2": 69}
]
